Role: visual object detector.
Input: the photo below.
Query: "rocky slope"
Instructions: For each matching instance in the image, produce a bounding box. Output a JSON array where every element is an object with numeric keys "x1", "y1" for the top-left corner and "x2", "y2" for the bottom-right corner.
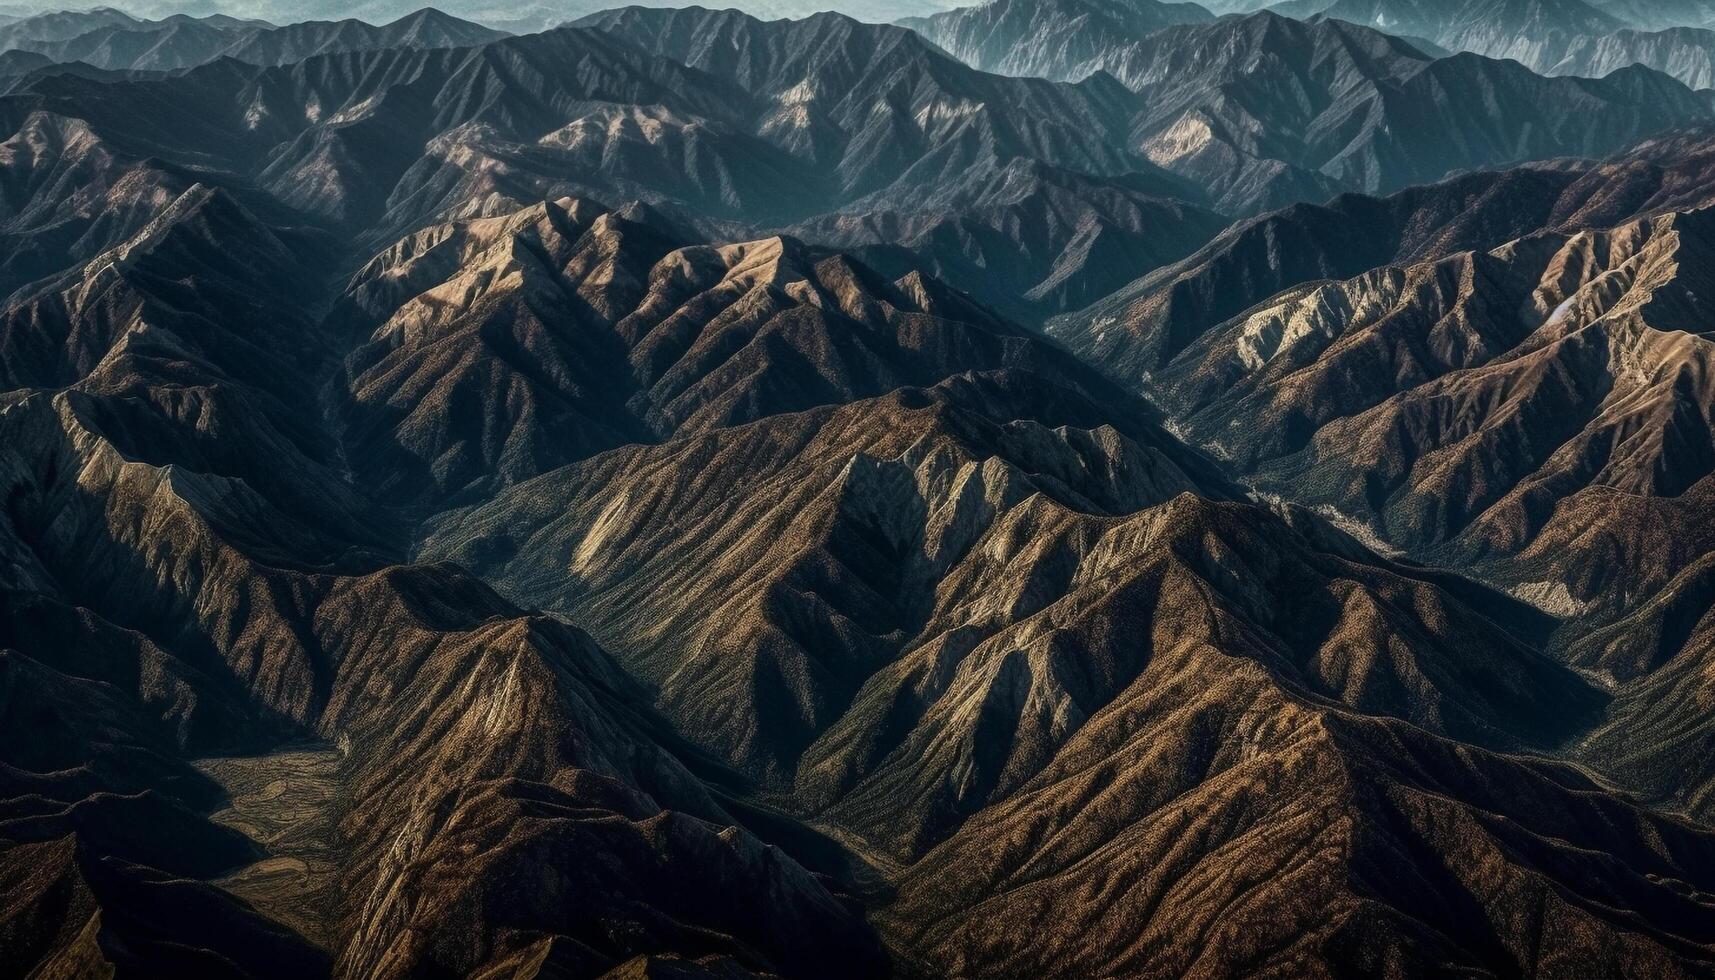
[
  {"x1": 1595, "y1": 0, "x2": 1715, "y2": 29},
  {"x1": 787, "y1": 160, "x2": 1228, "y2": 323},
  {"x1": 897, "y1": 0, "x2": 1214, "y2": 77},
  {"x1": 1056, "y1": 145, "x2": 1715, "y2": 827},
  {"x1": 0, "y1": 7, "x2": 164, "y2": 50},
  {"x1": 891, "y1": 8, "x2": 1714, "y2": 214},
  {"x1": 1546, "y1": 27, "x2": 1715, "y2": 88},
  {"x1": 327, "y1": 192, "x2": 1184, "y2": 510},
  {"x1": 0, "y1": 182, "x2": 898, "y2": 978},
  {"x1": 5, "y1": 9, "x2": 1715, "y2": 980},
  {"x1": 1259, "y1": 0, "x2": 1715, "y2": 87},
  {"x1": 1269, "y1": 0, "x2": 1627, "y2": 65},
  {"x1": 418, "y1": 265, "x2": 1715, "y2": 978},
  {"x1": 1053, "y1": 130, "x2": 1715, "y2": 380},
  {"x1": 6, "y1": 162, "x2": 1712, "y2": 977},
  {"x1": 0, "y1": 6, "x2": 1701, "y2": 317}
]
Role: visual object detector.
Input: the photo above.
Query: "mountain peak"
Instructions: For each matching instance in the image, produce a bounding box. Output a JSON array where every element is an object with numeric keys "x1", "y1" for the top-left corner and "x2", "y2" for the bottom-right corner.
[{"x1": 8, "y1": 4, "x2": 1715, "y2": 980}]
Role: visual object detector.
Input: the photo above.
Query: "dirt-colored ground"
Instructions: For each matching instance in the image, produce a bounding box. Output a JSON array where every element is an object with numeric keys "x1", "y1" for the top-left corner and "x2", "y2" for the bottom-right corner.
[{"x1": 196, "y1": 747, "x2": 345, "y2": 948}]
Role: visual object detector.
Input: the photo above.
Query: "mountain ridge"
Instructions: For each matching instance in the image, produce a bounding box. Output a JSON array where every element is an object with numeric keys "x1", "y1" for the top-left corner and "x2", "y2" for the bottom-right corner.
[{"x1": 4, "y1": 5, "x2": 1715, "y2": 977}]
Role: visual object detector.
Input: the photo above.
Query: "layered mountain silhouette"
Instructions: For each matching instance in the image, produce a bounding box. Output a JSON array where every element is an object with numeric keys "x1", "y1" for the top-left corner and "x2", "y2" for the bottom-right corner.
[
  {"x1": 0, "y1": 4, "x2": 1700, "y2": 314},
  {"x1": 1269, "y1": 0, "x2": 1627, "y2": 64},
  {"x1": 1256, "y1": 0, "x2": 1715, "y2": 87},
  {"x1": 1596, "y1": 0, "x2": 1715, "y2": 29},
  {"x1": 889, "y1": 8, "x2": 1715, "y2": 213},
  {"x1": 1546, "y1": 26, "x2": 1715, "y2": 88},
  {"x1": 0, "y1": 6, "x2": 503, "y2": 71},
  {"x1": 6, "y1": 3, "x2": 1715, "y2": 979}
]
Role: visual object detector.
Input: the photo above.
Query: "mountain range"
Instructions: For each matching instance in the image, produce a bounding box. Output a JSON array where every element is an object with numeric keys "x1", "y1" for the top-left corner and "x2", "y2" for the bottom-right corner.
[
  {"x1": 1050, "y1": 127, "x2": 1715, "y2": 825},
  {"x1": 24, "y1": 0, "x2": 990, "y2": 34},
  {"x1": 1544, "y1": 26, "x2": 1715, "y2": 87},
  {"x1": 6, "y1": 2, "x2": 1715, "y2": 978},
  {"x1": 901, "y1": 0, "x2": 1715, "y2": 94},
  {"x1": 2, "y1": 7, "x2": 503, "y2": 70},
  {"x1": 578, "y1": 5, "x2": 1715, "y2": 296},
  {"x1": 897, "y1": 0, "x2": 1215, "y2": 77},
  {"x1": 1252, "y1": 0, "x2": 1715, "y2": 88}
]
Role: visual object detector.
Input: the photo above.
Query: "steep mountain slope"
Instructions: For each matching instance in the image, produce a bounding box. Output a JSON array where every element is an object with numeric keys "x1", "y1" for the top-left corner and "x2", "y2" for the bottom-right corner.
[
  {"x1": 0, "y1": 108, "x2": 203, "y2": 299},
  {"x1": 890, "y1": 7, "x2": 1715, "y2": 214},
  {"x1": 1119, "y1": 13, "x2": 1713, "y2": 213},
  {"x1": 0, "y1": 183, "x2": 895, "y2": 979},
  {"x1": 573, "y1": 7, "x2": 1147, "y2": 191},
  {"x1": 1271, "y1": 0, "x2": 1627, "y2": 66},
  {"x1": 10, "y1": 145, "x2": 1713, "y2": 975},
  {"x1": 788, "y1": 160, "x2": 1227, "y2": 323},
  {"x1": 1045, "y1": 132, "x2": 1715, "y2": 828},
  {"x1": 329, "y1": 193, "x2": 1170, "y2": 510},
  {"x1": 420, "y1": 302, "x2": 1715, "y2": 979},
  {"x1": 3, "y1": 25, "x2": 768, "y2": 234},
  {"x1": 1139, "y1": 209, "x2": 1715, "y2": 560},
  {"x1": 1054, "y1": 130, "x2": 1715, "y2": 381},
  {"x1": 1595, "y1": 0, "x2": 1715, "y2": 29},
  {"x1": 896, "y1": 0, "x2": 1214, "y2": 78},
  {"x1": 1069, "y1": 195, "x2": 1715, "y2": 819},
  {"x1": 0, "y1": 12, "x2": 1161, "y2": 250},
  {"x1": 1547, "y1": 27, "x2": 1715, "y2": 88},
  {"x1": 6, "y1": 8, "x2": 1715, "y2": 979},
  {"x1": 1267, "y1": 0, "x2": 1715, "y2": 87}
]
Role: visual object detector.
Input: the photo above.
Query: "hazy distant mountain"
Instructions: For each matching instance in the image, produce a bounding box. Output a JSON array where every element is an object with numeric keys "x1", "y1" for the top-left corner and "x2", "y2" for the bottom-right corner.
[
  {"x1": 0, "y1": 47, "x2": 49, "y2": 73},
  {"x1": 1546, "y1": 26, "x2": 1715, "y2": 87},
  {"x1": 4, "y1": 8, "x2": 503, "y2": 70},
  {"x1": 1265, "y1": 0, "x2": 1715, "y2": 88},
  {"x1": 894, "y1": 0, "x2": 1715, "y2": 91},
  {"x1": 64, "y1": 0, "x2": 990, "y2": 33},
  {"x1": 0, "y1": 6, "x2": 159, "y2": 48},
  {"x1": 0, "y1": 9, "x2": 1190, "y2": 319},
  {"x1": 897, "y1": 0, "x2": 1214, "y2": 77},
  {"x1": 1108, "y1": 12, "x2": 1711, "y2": 212},
  {"x1": 1594, "y1": 0, "x2": 1715, "y2": 29},
  {"x1": 0, "y1": 2, "x2": 1686, "y2": 317},
  {"x1": 1271, "y1": 0, "x2": 1627, "y2": 64},
  {"x1": 588, "y1": 6, "x2": 1714, "y2": 219}
]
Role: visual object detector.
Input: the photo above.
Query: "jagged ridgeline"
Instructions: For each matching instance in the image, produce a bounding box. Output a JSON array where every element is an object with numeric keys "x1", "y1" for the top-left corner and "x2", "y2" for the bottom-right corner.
[{"x1": 5, "y1": 2, "x2": 1715, "y2": 978}]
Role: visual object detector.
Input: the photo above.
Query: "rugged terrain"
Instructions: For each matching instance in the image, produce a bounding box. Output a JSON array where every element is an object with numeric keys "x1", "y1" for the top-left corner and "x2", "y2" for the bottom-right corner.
[
  {"x1": 897, "y1": 0, "x2": 1214, "y2": 77},
  {"x1": 5, "y1": 4, "x2": 1715, "y2": 980},
  {"x1": 888, "y1": 8, "x2": 1715, "y2": 214},
  {"x1": 1053, "y1": 129, "x2": 1715, "y2": 832}
]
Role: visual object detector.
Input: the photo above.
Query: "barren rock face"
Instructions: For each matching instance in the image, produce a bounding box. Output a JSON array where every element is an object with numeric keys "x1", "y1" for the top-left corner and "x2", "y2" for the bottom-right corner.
[
  {"x1": 1057, "y1": 131, "x2": 1715, "y2": 833},
  {"x1": 5, "y1": 5, "x2": 1715, "y2": 979}
]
